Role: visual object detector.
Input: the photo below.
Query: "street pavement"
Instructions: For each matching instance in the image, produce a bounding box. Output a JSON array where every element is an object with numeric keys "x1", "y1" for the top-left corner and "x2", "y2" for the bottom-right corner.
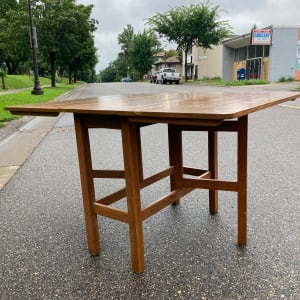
[{"x1": 0, "y1": 82, "x2": 299, "y2": 299}]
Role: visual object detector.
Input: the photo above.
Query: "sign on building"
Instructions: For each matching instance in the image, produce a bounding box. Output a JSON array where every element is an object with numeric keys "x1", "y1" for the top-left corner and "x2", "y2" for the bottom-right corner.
[{"x1": 251, "y1": 29, "x2": 272, "y2": 45}]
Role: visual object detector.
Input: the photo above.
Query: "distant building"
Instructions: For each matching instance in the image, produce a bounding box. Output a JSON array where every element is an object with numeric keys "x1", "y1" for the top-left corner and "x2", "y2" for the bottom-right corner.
[
  {"x1": 181, "y1": 25, "x2": 300, "y2": 82},
  {"x1": 182, "y1": 44, "x2": 223, "y2": 80},
  {"x1": 223, "y1": 25, "x2": 300, "y2": 82},
  {"x1": 152, "y1": 51, "x2": 183, "y2": 75}
]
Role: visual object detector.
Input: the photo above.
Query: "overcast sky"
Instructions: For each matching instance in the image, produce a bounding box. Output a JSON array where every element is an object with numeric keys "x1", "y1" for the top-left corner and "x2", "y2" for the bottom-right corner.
[{"x1": 77, "y1": 0, "x2": 300, "y2": 72}]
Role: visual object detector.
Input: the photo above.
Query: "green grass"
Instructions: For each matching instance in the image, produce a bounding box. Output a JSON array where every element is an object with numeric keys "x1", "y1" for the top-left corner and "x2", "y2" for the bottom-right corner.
[
  {"x1": 1, "y1": 74, "x2": 69, "y2": 90},
  {"x1": 183, "y1": 78, "x2": 270, "y2": 86},
  {"x1": 182, "y1": 78, "x2": 223, "y2": 85},
  {"x1": 0, "y1": 83, "x2": 82, "y2": 127},
  {"x1": 1, "y1": 75, "x2": 51, "y2": 89},
  {"x1": 224, "y1": 79, "x2": 270, "y2": 86}
]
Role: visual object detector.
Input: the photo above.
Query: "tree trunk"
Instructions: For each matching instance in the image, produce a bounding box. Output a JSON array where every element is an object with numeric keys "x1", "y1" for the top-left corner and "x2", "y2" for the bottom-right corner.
[
  {"x1": 5, "y1": 60, "x2": 12, "y2": 75},
  {"x1": 50, "y1": 51, "x2": 56, "y2": 87},
  {"x1": 12, "y1": 62, "x2": 19, "y2": 75},
  {"x1": 69, "y1": 64, "x2": 74, "y2": 84},
  {"x1": 1, "y1": 75, "x2": 5, "y2": 89},
  {"x1": 184, "y1": 49, "x2": 188, "y2": 82},
  {"x1": 73, "y1": 66, "x2": 77, "y2": 83}
]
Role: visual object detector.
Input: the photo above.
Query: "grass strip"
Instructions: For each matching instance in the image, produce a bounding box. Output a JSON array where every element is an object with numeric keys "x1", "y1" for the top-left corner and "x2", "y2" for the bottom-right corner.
[{"x1": 0, "y1": 83, "x2": 81, "y2": 127}]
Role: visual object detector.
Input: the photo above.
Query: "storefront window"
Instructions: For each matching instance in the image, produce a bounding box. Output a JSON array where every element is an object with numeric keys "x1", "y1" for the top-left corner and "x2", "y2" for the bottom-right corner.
[
  {"x1": 264, "y1": 46, "x2": 270, "y2": 57},
  {"x1": 249, "y1": 46, "x2": 256, "y2": 58},
  {"x1": 234, "y1": 49, "x2": 239, "y2": 61},
  {"x1": 233, "y1": 45, "x2": 269, "y2": 62},
  {"x1": 256, "y1": 46, "x2": 263, "y2": 57},
  {"x1": 233, "y1": 47, "x2": 247, "y2": 61},
  {"x1": 239, "y1": 47, "x2": 247, "y2": 60}
]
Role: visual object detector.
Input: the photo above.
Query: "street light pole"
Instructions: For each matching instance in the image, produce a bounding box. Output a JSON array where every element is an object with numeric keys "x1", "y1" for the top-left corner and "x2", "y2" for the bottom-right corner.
[{"x1": 28, "y1": 0, "x2": 43, "y2": 95}]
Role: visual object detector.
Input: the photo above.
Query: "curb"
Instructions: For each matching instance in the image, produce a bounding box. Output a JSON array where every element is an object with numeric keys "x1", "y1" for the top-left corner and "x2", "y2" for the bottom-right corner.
[{"x1": 0, "y1": 116, "x2": 35, "y2": 143}]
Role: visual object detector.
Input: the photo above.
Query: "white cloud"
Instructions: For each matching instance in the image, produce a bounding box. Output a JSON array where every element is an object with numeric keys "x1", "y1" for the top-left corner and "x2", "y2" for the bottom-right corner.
[{"x1": 77, "y1": 0, "x2": 300, "y2": 71}]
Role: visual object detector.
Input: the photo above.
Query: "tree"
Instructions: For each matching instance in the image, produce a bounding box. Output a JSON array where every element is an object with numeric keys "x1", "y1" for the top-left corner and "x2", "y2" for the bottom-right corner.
[
  {"x1": 101, "y1": 25, "x2": 160, "y2": 82},
  {"x1": 118, "y1": 24, "x2": 135, "y2": 74},
  {"x1": 35, "y1": 0, "x2": 98, "y2": 86},
  {"x1": 0, "y1": 0, "x2": 17, "y2": 19},
  {"x1": 129, "y1": 30, "x2": 160, "y2": 80},
  {"x1": 0, "y1": 1, "x2": 31, "y2": 74},
  {"x1": 165, "y1": 49, "x2": 178, "y2": 59},
  {"x1": 99, "y1": 52, "x2": 130, "y2": 82},
  {"x1": 54, "y1": 3, "x2": 98, "y2": 84},
  {"x1": 99, "y1": 61, "x2": 119, "y2": 82},
  {"x1": 147, "y1": 2, "x2": 232, "y2": 80},
  {"x1": 118, "y1": 24, "x2": 134, "y2": 57}
]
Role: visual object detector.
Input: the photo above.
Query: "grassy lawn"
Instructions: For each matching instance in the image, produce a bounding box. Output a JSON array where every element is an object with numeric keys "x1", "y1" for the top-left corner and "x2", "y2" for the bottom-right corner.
[
  {"x1": 2, "y1": 75, "x2": 50, "y2": 89},
  {"x1": 0, "y1": 83, "x2": 82, "y2": 127},
  {"x1": 1, "y1": 74, "x2": 69, "y2": 90}
]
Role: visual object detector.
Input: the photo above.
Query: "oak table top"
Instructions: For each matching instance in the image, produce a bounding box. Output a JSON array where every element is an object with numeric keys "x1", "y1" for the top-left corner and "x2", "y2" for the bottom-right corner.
[{"x1": 5, "y1": 91, "x2": 300, "y2": 120}]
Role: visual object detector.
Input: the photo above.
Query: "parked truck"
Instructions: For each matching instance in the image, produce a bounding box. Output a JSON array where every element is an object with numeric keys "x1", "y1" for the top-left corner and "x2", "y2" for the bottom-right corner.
[{"x1": 156, "y1": 68, "x2": 180, "y2": 85}]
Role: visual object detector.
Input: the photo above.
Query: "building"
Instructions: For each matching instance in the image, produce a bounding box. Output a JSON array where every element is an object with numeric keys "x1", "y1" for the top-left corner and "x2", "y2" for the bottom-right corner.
[
  {"x1": 182, "y1": 44, "x2": 223, "y2": 80},
  {"x1": 152, "y1": 51, "x2": 183, "y2": 75},
  {"x1": 223, "y1": 25, "x2": 300, "y2": 82}
]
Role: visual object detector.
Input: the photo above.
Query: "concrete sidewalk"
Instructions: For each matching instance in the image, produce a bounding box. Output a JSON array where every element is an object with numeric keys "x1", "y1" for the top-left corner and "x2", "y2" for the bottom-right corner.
[
  {"x1": 0, "y1": 86, "x2": 59, "y2": 189},
  {"x1": 0, "y1": 115, "x2": 59, "y2": 189}
]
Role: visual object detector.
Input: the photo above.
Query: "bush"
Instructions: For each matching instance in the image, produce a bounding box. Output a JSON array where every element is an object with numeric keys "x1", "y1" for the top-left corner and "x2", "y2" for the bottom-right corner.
[
  {"x1": 279, "y1": 76, "x2": 287, "y2": 82},
  {"x1": 279, "y1": 76, "x2": 294, "y2": 82}
]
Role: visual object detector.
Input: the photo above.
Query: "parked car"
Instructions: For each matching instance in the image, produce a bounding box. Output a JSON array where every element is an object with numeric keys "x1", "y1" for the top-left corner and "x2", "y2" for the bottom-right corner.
[
  {"x1": 156, "y1": 68, "x2": 180, "y2": 85},
  {"x1": 150, "y1": 72, "x2": 157, "y2": 84},
  {"x1": 121, "y1": 77, "x2": 132, "y2": 82}
]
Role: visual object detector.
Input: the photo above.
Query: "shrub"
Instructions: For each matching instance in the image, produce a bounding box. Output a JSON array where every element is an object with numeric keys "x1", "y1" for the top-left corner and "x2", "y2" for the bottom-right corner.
[{"x1": 279, "y1": 76, "x2": 287, "y2": 82}]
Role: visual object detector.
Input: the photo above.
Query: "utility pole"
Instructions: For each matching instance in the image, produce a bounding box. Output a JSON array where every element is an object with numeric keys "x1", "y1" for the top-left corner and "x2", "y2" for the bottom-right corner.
[{"x1": 28, "y1": 0, "x2": 43, "y2": 95}]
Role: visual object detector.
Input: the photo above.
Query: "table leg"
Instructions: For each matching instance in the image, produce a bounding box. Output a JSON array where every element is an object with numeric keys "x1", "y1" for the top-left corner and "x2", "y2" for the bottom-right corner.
[
  {"x1": 135, "y1": 125, "x2": 144, "y2": 182},
  {"x1": 237, "y1": 116, "x2": 248, "y2": 245},
  {"x1": 208, "y1": 130, "x2": 218, "y2": 214},
  {"x1": 168, "y1": 125, "x2": 183, "y2": 205},
  {"x1": 121, "y1": 120, "x2": 144, "y2": 273},
  {"x1": 74, "y1": 114, "x2": 100, "y2": 256}
]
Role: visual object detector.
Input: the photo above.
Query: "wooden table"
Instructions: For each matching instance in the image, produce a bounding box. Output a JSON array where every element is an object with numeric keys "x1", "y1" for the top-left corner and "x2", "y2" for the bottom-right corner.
[{"x1": 5, "y1": 90, "x2": 300, "y2": 272}]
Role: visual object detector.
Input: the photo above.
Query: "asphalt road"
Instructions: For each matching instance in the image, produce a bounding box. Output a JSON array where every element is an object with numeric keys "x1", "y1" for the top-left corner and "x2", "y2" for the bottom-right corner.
[{"x1": 0, "y1": 82, "x2": 299, "y2": 299}]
